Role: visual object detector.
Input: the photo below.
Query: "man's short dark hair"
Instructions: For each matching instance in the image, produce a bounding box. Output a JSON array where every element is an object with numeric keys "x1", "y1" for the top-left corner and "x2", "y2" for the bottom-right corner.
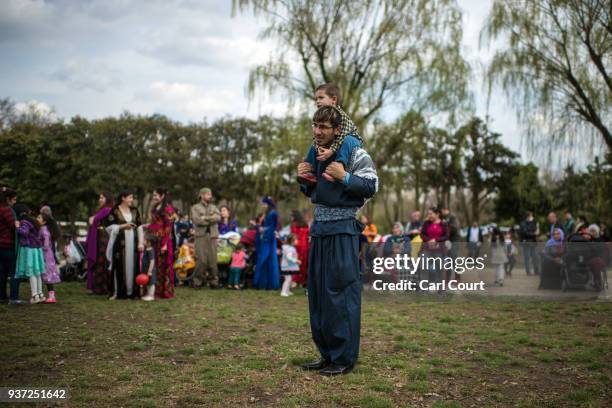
[
  {"x1": 313, "y1": 106, "x2": 342, "y2": 129},
  {"x1": 315, "y1": 83, "x2": 342, "y2": 106}
]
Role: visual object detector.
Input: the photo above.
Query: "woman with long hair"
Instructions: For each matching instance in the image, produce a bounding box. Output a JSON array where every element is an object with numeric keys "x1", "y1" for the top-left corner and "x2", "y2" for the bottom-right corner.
[
  {"x1": 145, "y1": 187, "x2": 175, "y2": 299},
  {"x1": 86, "y1": 192, "x2": 114, "y2": 295},
  {"x1": 218, "y1": 205, "x2": 238, "y2": 235},
  {"x1": 420, "y1": 206, "x2": 450, "y2": 293},
  {"x1": 103, "y1": 190, "x2": 141, "y2": 299},
  {"x1": 253, "y1": 197, "x2": 280, "y2": 290}
]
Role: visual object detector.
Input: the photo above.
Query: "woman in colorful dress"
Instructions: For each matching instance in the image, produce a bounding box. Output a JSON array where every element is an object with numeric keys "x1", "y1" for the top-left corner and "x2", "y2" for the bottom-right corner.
[
  {"x1": 103, "y1": 191, "x2": 142, "y2": 300},
  {"x1": 86, "y1": 192, "x2": 114, "y2": 295},
  {"x1": 145, "y1": 188, "x2": 175, "y2": 299}
]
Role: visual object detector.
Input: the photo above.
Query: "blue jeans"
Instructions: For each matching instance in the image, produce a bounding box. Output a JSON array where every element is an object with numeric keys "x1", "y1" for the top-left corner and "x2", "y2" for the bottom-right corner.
[
  {"x1": 522, "y1": 243, "x2": 539, "y2": 275},
  {"x1": 0, "y1": 248, "x2": 20, "y2": 301}
]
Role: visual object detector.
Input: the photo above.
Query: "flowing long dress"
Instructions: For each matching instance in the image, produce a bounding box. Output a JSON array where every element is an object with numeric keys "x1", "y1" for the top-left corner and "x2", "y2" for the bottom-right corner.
[
  {"x1": 290, "y1": 221, "x2": 310, "y2": 285},
  {"x1": 147, "y1": 205, "x2": 175, "y2": 299},
  {"x1": 103, "y1": 207, "x2": 141, "y2": 298},
  {"x1": 41, "y1": 226, "x2": 61, "y2": 284},
  {"x1": 253, "y1": 210, "x2": 280, "y2": 289},
  {"x1": 86, "y1": 207, "x2": 112, "y2": 294}
]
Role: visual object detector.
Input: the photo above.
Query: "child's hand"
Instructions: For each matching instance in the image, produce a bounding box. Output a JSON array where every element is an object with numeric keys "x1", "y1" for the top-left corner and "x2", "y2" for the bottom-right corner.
[
  {"x1": 147, "y1": 272, "x2": 152, "y2": 277},
  {"x1": 297, "y1": 162, "x2": 313, "y2": 176},
  {"x1": 138, "y1": 245, "x2": 144, "y2": 252},
  {"x1": 316, "y1": 147, "x2": 333, "y2": 161},
  {"x1": 15, "y1": 221, "x2": 20, "y2": 228}
]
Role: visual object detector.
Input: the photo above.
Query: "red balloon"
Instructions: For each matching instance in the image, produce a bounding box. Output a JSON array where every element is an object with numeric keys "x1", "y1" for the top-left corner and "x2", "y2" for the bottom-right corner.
[{"x1": 136, "y1": 273, "x2": 149, "y2": 286}]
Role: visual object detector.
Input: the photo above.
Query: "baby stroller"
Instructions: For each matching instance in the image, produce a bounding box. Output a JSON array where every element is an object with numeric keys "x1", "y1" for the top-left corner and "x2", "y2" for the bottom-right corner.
[
  {"x1": 561, "y1": 235, "x2": 594, "y2": 292},
  {"x1": 59, "y1": 235, "x2": 87, "y2": 281},
  {"x1": 217, "y1": 232, "x2": 241, "y2": 287}
]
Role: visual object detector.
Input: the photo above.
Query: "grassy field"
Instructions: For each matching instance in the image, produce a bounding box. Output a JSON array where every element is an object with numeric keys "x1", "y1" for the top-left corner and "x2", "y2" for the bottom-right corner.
[{"x1": 1, "y1": 282, "x2": 611, "y2": 407}]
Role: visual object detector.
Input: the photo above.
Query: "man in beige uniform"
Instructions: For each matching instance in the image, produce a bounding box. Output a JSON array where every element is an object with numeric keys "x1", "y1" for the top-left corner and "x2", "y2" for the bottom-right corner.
[{"x1": 190, "y1": 188, "x2": 220, "y2": 288}]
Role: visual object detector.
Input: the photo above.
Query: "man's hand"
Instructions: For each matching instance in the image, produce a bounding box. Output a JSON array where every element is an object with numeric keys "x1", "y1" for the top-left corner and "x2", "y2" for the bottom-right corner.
[
  {"x1": 323, "y1": 162, "x2": 346, "y2": 182},
  {"x1": 297, "y1": 162, "x2": 313, "y2": 176},
  {"x1": 316, "y1": 147, "x2": 333, "y2": 161}
]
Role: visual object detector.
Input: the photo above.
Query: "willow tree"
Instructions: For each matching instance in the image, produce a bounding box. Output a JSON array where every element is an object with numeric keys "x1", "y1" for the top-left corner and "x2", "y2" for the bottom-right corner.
[
  {"x1": 233, "y1": 0, "x2": 470, "y2": 128},
  {"x1": 482, "y1": 0, "x2": 612, "y2": 154}
]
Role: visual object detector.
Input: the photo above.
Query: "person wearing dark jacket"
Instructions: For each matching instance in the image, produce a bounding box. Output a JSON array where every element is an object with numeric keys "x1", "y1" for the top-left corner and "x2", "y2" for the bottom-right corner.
[
  {"x1": 519, "y1": 211, "x2": 540, "y2": 275},
  {"x1": 0, "y1": 188, "x2": 26, "y2": 304},
  {"x1": 546, "y1": 212, "x2": 565, "y2": 240}
]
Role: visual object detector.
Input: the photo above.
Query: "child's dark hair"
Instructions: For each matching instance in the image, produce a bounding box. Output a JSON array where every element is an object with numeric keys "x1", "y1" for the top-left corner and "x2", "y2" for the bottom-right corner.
[
  {"x1": 42, "y1": 213, "x2": 62, "y2": 243},
  {"x1": 285, "y1": 234, "x2": 296, "y2": 245},
  {"x1": 144, "y1": 233, "x2": 158, "y2": 245},
  {"x1": 235, "y1": 243, "x2": 245, "y2": 251},
  {"x1": 13, "y1": 203, "x2": 40, "y2": 230},
  {"x1": 315, "y1": 83, "x2": 342, "y2": 106},
  {"x1": 313, "y1": 106, "x2": 342, "y2": 129}
]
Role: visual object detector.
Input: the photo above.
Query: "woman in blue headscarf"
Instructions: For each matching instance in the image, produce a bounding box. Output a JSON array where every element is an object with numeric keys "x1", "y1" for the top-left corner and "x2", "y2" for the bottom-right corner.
[
  {"x1": 539, "y1": 227, "x2": 565, "y2": 289},
  {"x1": 253, "y1": 196, "x2": 280, "y2": 289}
]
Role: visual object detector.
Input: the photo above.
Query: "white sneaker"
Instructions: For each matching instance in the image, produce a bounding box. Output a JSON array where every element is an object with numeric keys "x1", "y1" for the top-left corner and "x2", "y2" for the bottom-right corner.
[
  {"x1": 280, "y1": 293, "x2": 290, "y2": 297},
  {"x1": 142, "y1": 295, "x2": 154, "y2": 302}
]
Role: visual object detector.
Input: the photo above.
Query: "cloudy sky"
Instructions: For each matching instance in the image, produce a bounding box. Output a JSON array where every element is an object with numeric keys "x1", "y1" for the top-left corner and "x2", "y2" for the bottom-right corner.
[{"x1": 0, "y1": 0, "x2": 523, "y2": 153}]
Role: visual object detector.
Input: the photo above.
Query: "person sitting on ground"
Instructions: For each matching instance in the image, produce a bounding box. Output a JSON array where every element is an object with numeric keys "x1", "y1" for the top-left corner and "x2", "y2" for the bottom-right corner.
[{"x1": 539, "y1": 228, "x2": 565, "y2": 290}]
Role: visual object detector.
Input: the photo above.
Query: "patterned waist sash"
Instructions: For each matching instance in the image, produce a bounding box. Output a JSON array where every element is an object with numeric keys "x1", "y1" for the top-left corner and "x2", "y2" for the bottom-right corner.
[{"x1": 313, "y1": 205, "x2": 359, "y2": 222}]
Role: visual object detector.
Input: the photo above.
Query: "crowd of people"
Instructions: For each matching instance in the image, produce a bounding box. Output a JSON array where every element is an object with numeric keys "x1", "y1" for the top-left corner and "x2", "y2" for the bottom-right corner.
[
  {"x1": 360, "y1": 208, "x2": 610, "y2": 292},
  {"x1": 0, "y1": 185, "x2": 318, "y2": 304},
  {"x1": 1, "y1": 182, "x2": 610, "y2": 306}
]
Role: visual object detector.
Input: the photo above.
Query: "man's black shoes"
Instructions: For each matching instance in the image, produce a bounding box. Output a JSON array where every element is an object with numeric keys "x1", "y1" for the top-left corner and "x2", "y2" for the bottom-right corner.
[
  {"x1": 300, "y1": 358, "x2": 329, "y2": 371},
  {"x1": 319, "y1": 364, "x2": 354, "y2": 376}
]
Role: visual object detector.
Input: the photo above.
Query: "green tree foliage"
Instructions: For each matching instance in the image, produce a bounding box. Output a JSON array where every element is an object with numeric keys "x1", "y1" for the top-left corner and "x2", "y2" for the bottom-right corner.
[
  {"x1": 454, "y1": 117, "x2": 519, "y2": 224},
  {"x1": 494, "y1": 162, "x2": 553, "y2": 223},
  {"x1": 482, "y1": 0, "x2": 612, "y2": 153},
  {"x1": 0, "y1": 110, "x2": 309, "y2": 224},
  {"x1": 233, "y1": 0, "x2": 471, "y2": 127}
]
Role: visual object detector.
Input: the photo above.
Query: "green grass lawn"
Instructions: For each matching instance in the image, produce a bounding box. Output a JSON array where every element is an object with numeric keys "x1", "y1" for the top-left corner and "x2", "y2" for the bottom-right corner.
[{"x1": 1, "y1": 283, "x2": 611, "y2": 407}]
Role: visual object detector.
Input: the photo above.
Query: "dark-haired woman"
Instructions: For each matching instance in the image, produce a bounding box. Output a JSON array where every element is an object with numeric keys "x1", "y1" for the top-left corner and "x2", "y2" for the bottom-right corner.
[
  {"x1": 420, "y1": 207, "x2": 450, "y2": 292},
  {"x1": 38, "y1": 212, "x2": 62, "y2": 303},
  {"x1": 103, "y1": 191, "x2": 141, "y2": 299},
  {"x1": 145, "y1": 188, "x2": 175, "y2": 299},
  {"x1": 86, "y1": 192, "x2": 114, "y2": 295},
  {"x1": 218, "y1": 206, "x2": 238, "y2": 235},
  {"x1": 290, "y1": 209, "x2": 310, "y2": 287},
  {"x1": 253, "y1": 197, "x2": 280, "y2": 290}
]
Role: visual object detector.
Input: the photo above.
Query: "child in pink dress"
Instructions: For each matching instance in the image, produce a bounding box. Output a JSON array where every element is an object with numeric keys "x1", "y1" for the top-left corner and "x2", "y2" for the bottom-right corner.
[{"x1": 38, "y1": 213, "x2": 61, "y2": 303}]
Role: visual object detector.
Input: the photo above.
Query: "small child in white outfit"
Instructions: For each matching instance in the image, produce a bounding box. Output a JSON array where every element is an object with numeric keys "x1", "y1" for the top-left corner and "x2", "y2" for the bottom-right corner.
[{"x1": 280, "y1": 234, "x2": 301, "y2": 297}]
